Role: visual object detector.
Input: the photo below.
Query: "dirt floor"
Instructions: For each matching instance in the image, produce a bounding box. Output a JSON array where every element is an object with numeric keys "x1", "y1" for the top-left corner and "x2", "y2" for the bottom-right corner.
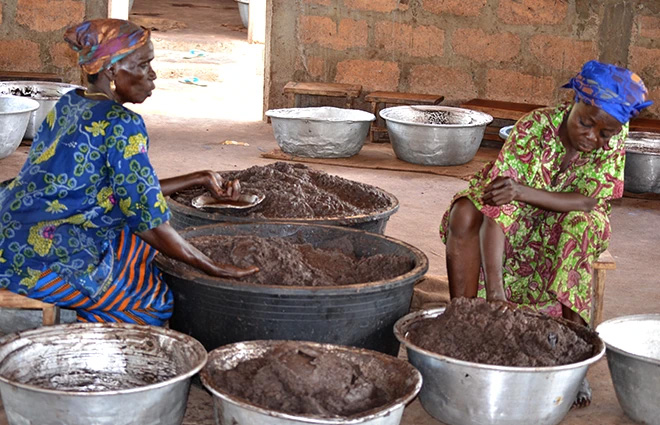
[{"x1": 0, "y1": 0, "x2": 658, "y2": 424}]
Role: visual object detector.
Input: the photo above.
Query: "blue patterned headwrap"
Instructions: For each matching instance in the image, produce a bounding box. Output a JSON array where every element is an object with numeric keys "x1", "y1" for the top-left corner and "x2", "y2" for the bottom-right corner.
[{"x1": 562, "y1": 60, "x2": 653, "y2": 124}]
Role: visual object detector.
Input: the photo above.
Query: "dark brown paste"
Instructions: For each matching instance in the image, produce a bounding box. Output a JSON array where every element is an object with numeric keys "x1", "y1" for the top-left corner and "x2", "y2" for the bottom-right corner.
[
  {"x1": 406, "y1": 298, "x2": 597, "y2": 367},
  {"x1": 169, "y1": 162, "x2": 393, "y2": 218},
  {"x1": 161, "y1": 234, "x2": 413, "y2": 286}
]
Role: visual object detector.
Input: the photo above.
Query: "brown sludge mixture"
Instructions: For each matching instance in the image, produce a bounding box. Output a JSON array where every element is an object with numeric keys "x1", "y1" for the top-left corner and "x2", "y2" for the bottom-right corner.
[
  {"x1": 170, "y1": 162, "x2": 393, "y2": 218},
  {"x1": 165, "y1": 234, "x2": 413, "y2": 286},
  {"x1": 210, "y1": 342, "x2": 391, "y2": 418},
  {"x1": 407, "y1": 298, "x2": 598, "y2": 367}
]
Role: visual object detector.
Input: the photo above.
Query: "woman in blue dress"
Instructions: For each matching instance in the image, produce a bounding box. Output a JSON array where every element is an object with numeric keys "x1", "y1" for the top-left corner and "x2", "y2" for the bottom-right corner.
[{"x1": 0, "y1": 19, "x2": 257, "y2": 325}]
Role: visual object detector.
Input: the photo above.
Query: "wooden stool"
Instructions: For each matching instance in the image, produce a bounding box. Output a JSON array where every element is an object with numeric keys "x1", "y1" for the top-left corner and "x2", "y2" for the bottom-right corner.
[
  {"x1": 591, "y1": 249, "x2": 616, "y2": 328},
  {"x1": 0, "y1": 289, "x2": 60, "y2": 326},
  {"x1": 283, "y1": 81, "x2": 362, "y2": 109},
  {"x1": 366, "y1": 91, "x2": 444, "y2": 143}
]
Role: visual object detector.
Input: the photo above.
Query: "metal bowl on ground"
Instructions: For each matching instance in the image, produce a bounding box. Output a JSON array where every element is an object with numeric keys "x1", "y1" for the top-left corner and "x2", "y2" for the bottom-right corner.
[
  {"x1": 0, "y1": 323, "x2": 207, "y2": 425},
  {"x1": 0, "y1": 81, "x2": 84, "y2": 140},
  {"x1": 0, "y1": 95, "x2": 39, "y2": 160},
  {"x1": 167, "y1": 179, "x2": 399, "y2": 235},
  {"x1": 596, "y1": 314, "x2": 660, "y2": 425},
  {"x1": 235, "y1": 0, "x2": 249, "y2": 28},
  {"x1": 394, "y1": 308, "x2": 605, "y2": 425},
  {"x1": 265, "y1": 107, "x2": 376, "y2": 158},
  {"x1": 380, "y1": 105, "x2": 493, "y2": 166},
  {"x1": 200, "y1": 340, "x2": 422, "y2": 425},
  {"x1": 624, "y1": 131, "x2": 660, "y2": 194},
  {"x1": 155, "y1": 222, "x2": 428, "y2": 356}
]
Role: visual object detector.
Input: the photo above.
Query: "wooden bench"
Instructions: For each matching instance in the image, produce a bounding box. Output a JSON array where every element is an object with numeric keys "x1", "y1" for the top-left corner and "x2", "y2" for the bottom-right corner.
[
  {"x1": 283, "y1": 81, "x2": 362, "y2": 109},
  {"x1": 0, "y1": 289, "x2": 60, "y2": 326},
  {"x1": 461, "y1": 98, "x2": 660, "y2": 145},
  {"x1": 0, "y1": 71, "x2": 63, "y2": 82},
  {"x1": 365, "y1": 91, "x2": 444, "y2": 143}
]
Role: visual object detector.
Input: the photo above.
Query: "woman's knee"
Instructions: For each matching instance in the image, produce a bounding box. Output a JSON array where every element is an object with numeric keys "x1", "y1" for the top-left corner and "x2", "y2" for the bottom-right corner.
[{"x1": 448, "y1": 198, "x2": 483, "y2": 237}]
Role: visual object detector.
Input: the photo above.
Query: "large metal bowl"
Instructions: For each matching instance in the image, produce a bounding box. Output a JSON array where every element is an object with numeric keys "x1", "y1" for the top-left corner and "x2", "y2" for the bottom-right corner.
[
  {"x1": 200, "y1": 340, "x2": 422, "y2": 425},
  {"x1": 596, "y1": 314, "x2": 660, "y2": 425},
  {"x1": 0, "y1": 323, "x2": 208, "y2": 425},
  {"x1": 394, "y1": 308, "x2": 605, "y2": 425},
  {"x1": 380, "y1": 105, "x2": 493, "y2": 166},
  {"x1": 265, "y1": 107, "x2": 375, "y2": 158},
  {"x1": 624, "y1": 131, "x2": 660, "y2": 194},
  {"x1": 0, "y1": 95, "x2": 39, "y2": 159},
  {"x1": 0, "y1": 81, "x2": 83, "y2": 140}
]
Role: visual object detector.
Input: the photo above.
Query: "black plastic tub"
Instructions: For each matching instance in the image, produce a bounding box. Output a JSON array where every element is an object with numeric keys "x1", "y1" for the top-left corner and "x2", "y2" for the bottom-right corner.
[
  {"x1": 166, "y1": 189, "x2": 400, "y2": 235},
  {"x1": 155, "y1": 223, "x2": 428, "y2": 356}
]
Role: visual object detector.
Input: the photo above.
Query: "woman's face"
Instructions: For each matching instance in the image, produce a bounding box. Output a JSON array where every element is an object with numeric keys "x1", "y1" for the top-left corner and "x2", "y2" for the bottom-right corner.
[
  {"x1": 113, "y1": 40, "x2": 156, "y2": 104},
  {"x1": 565, "y1": 101, "x2": 622, "y2": 153}
]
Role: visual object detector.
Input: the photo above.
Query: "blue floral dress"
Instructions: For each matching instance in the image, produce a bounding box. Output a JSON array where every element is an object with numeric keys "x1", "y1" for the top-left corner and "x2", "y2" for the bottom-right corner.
[{"x1": 0, "y1": 90, "x2": 173, "y2": 324}]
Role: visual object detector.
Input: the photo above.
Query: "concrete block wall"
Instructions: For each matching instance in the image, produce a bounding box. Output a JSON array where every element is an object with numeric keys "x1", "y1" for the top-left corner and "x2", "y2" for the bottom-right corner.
[
  {"x1": 0, "y1": 0, "x2": 108, "y2": 84},
  {"x1": 266, "y1": 0, "x2": 660, "y2": 119}
]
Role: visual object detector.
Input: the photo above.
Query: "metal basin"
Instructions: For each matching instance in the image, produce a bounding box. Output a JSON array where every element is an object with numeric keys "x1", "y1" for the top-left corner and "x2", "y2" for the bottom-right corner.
[
  {"x1": 380, "y1": 106, "x2": 493, "y2": 166},
  {"x1": 155, "y1": 222, "x2": 428, "y2": 356},
  {"x1": 200, "y1": 340, "x2": 422, "y2": 425},
  {"x1": 394, "y1": 308, "x2": 605, "y2": 425},
  {"x1": 596, "y1": 314, "x2": 660, "y2": 425},
  {"x1": 0, "y1": 95, "x2": 39, "y2": 159},
  {"x1": 624, "y1": 131, "x2": 660, "y2": 194},
  {"x1": 235, "y1": 0, "x2": 249, "y2": 28},
  {"x1": 0, "y1": 323, "x2": 207, "y2": 425},
  {"x1": 265, "y1": 107, "x2": 375, "y2": 158},
  {"x1": 0, "y1": 81, "x2": 83, "y2": 140}
]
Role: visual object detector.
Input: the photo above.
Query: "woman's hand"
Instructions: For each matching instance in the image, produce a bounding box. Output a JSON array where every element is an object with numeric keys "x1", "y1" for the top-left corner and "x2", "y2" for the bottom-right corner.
[
  {"x1": 200, "y1": 171, "x2": 241, "y2": 201},
  {"x1": 207, "y1": 262, "x2": 259, "y2": 278},
  {"x1": 482, "y1": 176, "x2": 522, "y2": 206},
  {"x1": 137, "y1": 222, "x2": 258, "y2": 278}
]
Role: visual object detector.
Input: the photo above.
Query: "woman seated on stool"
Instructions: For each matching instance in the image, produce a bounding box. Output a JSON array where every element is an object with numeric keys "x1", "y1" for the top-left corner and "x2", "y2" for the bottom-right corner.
[
  {"x1": 0, "y1": 19, "x2": 257, "y2": 326},
  {"x1": 439, "y1": 60, "x2": 652, "y2": 407}
]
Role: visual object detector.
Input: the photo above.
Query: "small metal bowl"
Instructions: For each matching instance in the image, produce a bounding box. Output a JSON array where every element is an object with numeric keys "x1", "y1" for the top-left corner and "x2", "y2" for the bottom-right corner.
[
  {"x1": 380, "y1": 105, "x2": 493, "y2": 166},
  {"x1": 499, "y1": 125, "x2": 514, "y2": 141},
  {"x1": 394, "y1": 308, "x2": 605, "y2": 425},
  {"x1": 266, "y1": 107, "x2": 376, "y2": 158},
  {"x1": 0, "y1": 323, "x2": 207, "y2": 425},
  {"x1": 200, "y1": 340, "x2": 422, "y2": 425},
  {"x1": 596, "y1": 314, "x2": 660, "y2": 425},
  {"x1": 624, "y1": 131, "x2": 660, "y2": 194}
]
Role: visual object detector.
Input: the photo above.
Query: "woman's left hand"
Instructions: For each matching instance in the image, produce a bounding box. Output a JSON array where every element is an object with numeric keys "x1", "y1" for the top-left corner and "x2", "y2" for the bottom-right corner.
[{"x1": 482, "y1": 176, "x2": 522, "y2": 206}]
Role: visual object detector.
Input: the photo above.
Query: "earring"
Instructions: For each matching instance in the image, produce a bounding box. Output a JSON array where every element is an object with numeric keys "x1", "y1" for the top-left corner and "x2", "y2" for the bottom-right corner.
[{"x1": 110, "y1": 80, "x2": 116, "y2": 93}]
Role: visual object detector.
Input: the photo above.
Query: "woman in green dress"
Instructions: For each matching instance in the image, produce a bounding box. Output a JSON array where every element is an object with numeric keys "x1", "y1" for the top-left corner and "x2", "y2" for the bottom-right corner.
[{"x1": 439, "y1": 60, "x2": 652, "y2": 406}]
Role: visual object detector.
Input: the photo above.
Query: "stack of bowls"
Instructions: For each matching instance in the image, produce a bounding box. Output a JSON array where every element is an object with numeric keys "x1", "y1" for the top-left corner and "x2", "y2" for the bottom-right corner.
[
  {"x1": 0, "y1": 81, "x2": 84, "y2": 140},
  {"x1": 0, "y1": 95, "x2": 39, "y2": 159}
]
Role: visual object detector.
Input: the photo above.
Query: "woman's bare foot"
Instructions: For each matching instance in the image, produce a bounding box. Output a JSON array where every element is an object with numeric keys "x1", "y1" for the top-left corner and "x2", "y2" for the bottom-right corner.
[{"x1": 573, "y1": 378, "x2": 592, "y2": 408}]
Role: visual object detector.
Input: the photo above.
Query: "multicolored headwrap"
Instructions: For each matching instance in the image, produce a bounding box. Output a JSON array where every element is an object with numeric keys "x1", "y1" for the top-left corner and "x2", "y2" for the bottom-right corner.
[
  {"x1": 563, "y1": 60, "x2": 653, "y2": 124},
  {"x1": 64, "y1": 19, "x2": 150, "y2": 75}
]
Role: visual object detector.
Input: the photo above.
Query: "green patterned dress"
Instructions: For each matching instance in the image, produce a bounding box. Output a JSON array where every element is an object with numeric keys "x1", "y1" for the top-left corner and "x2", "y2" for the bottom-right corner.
[{"x1": 439, "y1": 103, "x2": 627, "y2": 323}]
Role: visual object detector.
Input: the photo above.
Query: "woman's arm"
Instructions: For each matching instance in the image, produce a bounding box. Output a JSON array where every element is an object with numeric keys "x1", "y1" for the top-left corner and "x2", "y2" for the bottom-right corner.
[
  {"x1": 482, "y1": 176, "x2": 597, "y2": 212},
  {"x1": 137, "y1": 222, "x2": 258, "y2": 278},
  {"x1": 159, "y1": 170, "x2": 240, "y2": 199}
]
